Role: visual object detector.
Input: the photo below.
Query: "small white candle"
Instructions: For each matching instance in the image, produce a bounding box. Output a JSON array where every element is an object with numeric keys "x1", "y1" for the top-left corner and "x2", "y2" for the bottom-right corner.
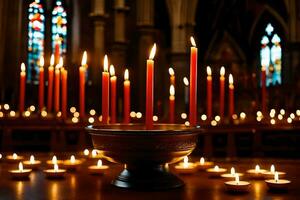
[
  {"x1": 44, "y1": 164, "x2": 66, "y2": 179},
  {"x1": 262, "y1": 164, "x2": 286, "y2": 179},
  {"x1": 196, "y1": 157, "x2": 213, "y2": 170},
  {"x1": 174, "y1": 156, "x2": 197, "y2": 174},
  {"x1": 88, "y1": 159, "x2": 109, "y2": 175},
  {"x1": 265, "y1": 171, "x2": 291, "y2": 190},
  {"x1": 9, "y1": 162, "x2": 32, "y2": 179},
  {"x1": 63, "y1": 155, "x2": 82, "y2": 170},
  {"x1": 225, "y1": 174, "x2": 251, "y2": 192},
  {"x1": 23, "y1": 155, "x2": 41, "y2": 170},
  {"x1": 247, "y1": 164, "x2": 267, "y2": 179},
  {"x1": 207, "y1": 165, "x2": 227, "y2": 177}
]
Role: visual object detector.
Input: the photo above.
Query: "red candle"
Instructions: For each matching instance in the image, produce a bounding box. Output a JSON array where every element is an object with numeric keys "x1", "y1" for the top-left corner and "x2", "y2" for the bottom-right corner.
[
  {"x1": 55, "y1": 34, "x2": 61, "y2": 63},
  {"x1": 61, "y1": 67, "x2": 67, "y2": 119},
  {"x1": 19, "y1": 63, "x2": 26, "y2": 114},
  {"x1": 169, "y1": 85, "x2": 175, "y2": 123},
  {"x1": 54, "y1": 58, "x2": 62, "y2": 113},
  {"x1": 124, "y1": 69, "x2": 130, "y2": 124},
  {"x1": 169, "y1": 67, "x2": 175, "y2": 87},
  {"x1": 146, "y1": 44, "x2": 156, "y2": 129},
  {"x1": 38, "y1": 56, "x2": 45, "y2": 111},
  {"x1": 261, "y1": 66, "x2": 266, "y2": 115},
  {"x1": 79, "y1": 51, "x2": 87, "y2": 118},
  {"x1": 219, "y1": 66, "x2": 225, "y2": 120},
  {"x1": 47, "y1": 55, "x2": 55, "y2": 112},
  {"x1": 228, "y1": 74, "x2": 234, "y2": 118},
  {"x1": 102, "y1": 55, "x2": 110, "y2": 124},
  {"x1": 206, "y1": 66, "x2": 212, "y2": 119},
  {"x1": 189, "y1": 37, "x2": 198, "y2": 126},
  {"x1": 110, "y1": 65, "x2": 117, "y2": 123}
]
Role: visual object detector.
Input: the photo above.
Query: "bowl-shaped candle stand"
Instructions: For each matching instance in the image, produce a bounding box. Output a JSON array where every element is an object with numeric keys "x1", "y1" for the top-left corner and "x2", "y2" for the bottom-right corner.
[
  {"x1": 174, "y1": 156, "x2": 197, "y2": 174},
  {"x1": 207, "y1": 165, "x2": 227, "y2": 178},
  {"x1": 86, "y1": 124, "x2": 199, "y2": 190},
  {"x1": 9, "y1": 162, "x2": 32, "y2": 179},
  {"x1": 265, "y1": 172, "x2": 291, "y2": 191},
  {"x1": 225, "y1": 174, "x2": 250, "y2": 193},
  {"x1": 88, "y1": 159, "x2": 109, "y2": 175},
  {"x1": 63, "y1": 155, "x2": 83, "y2": 170},
  {"x1": 6, "y1": 153, "x2": 24, "y2": 163},
  {"x1": 246, "y1": 165, "x2": 267, "y2": 179},
  {"x1": 44, "y1": 164, "x2": 66, "y2": 179},
  {"x1": 23, "y1": 155, "x2": 41, "y2": 170},
  {"x1": 46, "y1": 155, "x2": 63, "y2": 166},
  {"x1": 195, "y1": 157, "x2": 214, "y2": 171},
  {"x1": 262, "y1": 165, "x2": 286, "y2": 179},
  {"x1": 221, "y1": 167, "x2": 244, "y2": 180}
]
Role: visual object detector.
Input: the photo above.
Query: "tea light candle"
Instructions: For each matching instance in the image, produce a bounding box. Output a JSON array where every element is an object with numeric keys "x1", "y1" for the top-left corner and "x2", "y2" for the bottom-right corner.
[
  {"x1": 265, "y1": 172, "x2": 291, "y2": 190},
  {"x1": 63, "y1": 155, "x2": 82, "y2": 170},
  {"x1": 196, "y1": 157, "x2": 214, "y2": 170},
  {"x1": 88, "y1": 159, "x2": 109, "y2": 175},
  {"x1": 9, "y1": 162, "x2": 32, "y2": 179},
  {"x1": 221, "y1": 167, "x2": 244, "y2": 180},
  {"x1": 23, "y1": 155, "x2": 41, "y2": 170},
  {"x1": 174, "y1": 156, "x2": 197, "y2": 174},
  {"x1": 262, "y1": 164, "x2": 286, "y2": 179},
  {"x1": 225, "y1": 174, "x2": 250, "y2": 192},
  {"x1": 44, "y1": 164, "x2": 66, "y2": 179},
  {"x1": 89, "y1": 149, "x2": 101, "y2": 159},
  {"x1": 207, "y1": 165, "x2": 227, "y2": 177},
  {"x1": 246, "y1": 164, "x2": 266, "y2": 179},
  {"x1": 6, "y1": 153, "x2": 23, "y2": 163},
  {"x1": 46, "y1": 155, "x2": 63, "y2": 165}
]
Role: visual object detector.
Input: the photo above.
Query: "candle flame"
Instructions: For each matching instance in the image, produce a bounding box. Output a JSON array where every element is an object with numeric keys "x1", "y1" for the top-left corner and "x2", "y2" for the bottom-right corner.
[
  {"x1": 103, "y1": 55, "x2": 108, "y2": 72},
  {"x1": 124, "y1": 69, "x2": 129, "y2": 80},
  {"x1": 183, "y1": 156, "x2": 189, "y2": 168},
  {"x1": 81, "y1": 51, "x2": 87, "y2": 66},
  {"x1": 52, "y1": 155, "x2": 57, "y2": 164},
  {"x1": 168, "y1": 67, "x2": 175, "y2": 76},
  {"x1": 170, "y1": 85, "x2": 175, "y2": 96},
  {"x1": 149, "y1": 43, "x2": 156, "y2": 60},
  {"x1": 274, "y1": 171, "x2": 279, "y2": 182},
  {"x1": 19, "y1": 162, "x2": 23, "y2": 172},
  {"x1": 39, "y1": 56, "x2": 44, "y2": 68},
  {"x1": 70, "y1": 155, "x2": 75, "y2": 163},
  {"x1": 235, "y1": 174, "x2": 240, "y2": 185},
  {"x1": 220, "y1": 66, "x2": 225, "y2": 76},
  {"x1": 54, "y1": 164, "x2": 59, "y2": 172},
  {"x1": 92, "y1": 149, "x2": 97, "y2": 157},
  {"x1": 21, "y1": 63, "x2": 26, "y2": 72},
  {"x1": 183, "y1": 77, "x2": 189, "y2": 86},
  {"x1": 206, "y1": 66, "x2": 212, "y2": 76},
  {"x1": 190, "y1": 36, "x2": 196, "y2": 47},
  {"x1": 30, "y1": 155, "x2": 35, "y2": 164},
  {"x1": 231, "y1": 167, "x2": 235, "y2": 175},
  {"x1": 97, "y1": 159, "x2": 102, "y2": 167},
  {"x1": 83, "y1": 149, "x2": 89, "y2": 156},
  {"x1": 59, "y1": 57, "x2": 63, "y2": 68},
  {"x1": 214, "y1": 165, "x2": 219, "y2": 171},
  {"x1": 50, "y1": 54, "x2": 55, "y2": 66},
  {"x1": 270, "y1": 165, "x2": 275, "y2": 173},
  {"x1": 109, "y1": 65, "x2": 115, "y2": 76},
  {"x1": 229, "y1": 74, "x2": 234, "y2": 84},
  {"x1": 13, "y1": 153, "x2": 18, "y2": 159},
  {"x1": 200, "y1": 157, "x2": 205, "y2": 165},
  {"x1": 255, "y1": 165, "x2": 260, "y2": 172}
]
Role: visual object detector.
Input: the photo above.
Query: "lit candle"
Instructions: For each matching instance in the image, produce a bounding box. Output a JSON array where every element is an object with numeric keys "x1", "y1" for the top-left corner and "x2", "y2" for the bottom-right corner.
[
  {"x1": 54, "y1": 58, "x2": 62, "y2": 113},
  {"x1": 221, "y1": 167, "x2": 244, "y2": 180},
  {"x1": 46, "y1": 155, "x2": 63, "y2": 165},
  {"x1": 6, "y1": 153, "x2": 24, "y2": 163},
  {"x1": 61, "y1": 66, "x2": 67, "y2": 119},
  {"x1": 102, "y1": 55, "x2": 110, "y2": 124},
  {"x1": 88, "y1": 159, "x2": 109, "y2": 175},
  {"x1": 169, "y1": 85, "x2": 175, "y2": 123},
  {"x1": 207, "y1": 165, "x2": 227, "y2": 177},
  {"x1": 206, "y1": 66, "x2": 212, "y2": 119},
  {"x1": 189, "y1": 37, "x2": 198, "y2": 126},
  {"x1": 110, "y1": 65, "x2": 117, "y2": 123},
  {"x1": 39, "y1": 56, "x2": 45, "y2": 111},
  {"x1": 228, "y1": 74, "x2": 234, "y2": 118},
  {"x1": 265, "y1": 171, "x2": 291, "y2": 190},
  {"x1": 183, "y1": 77, "x2": 189, "y2": 111},
  {"x1": 63, "y1": 155, "x2": 82, "y2": 170},
  {"x1": 219, "y1": 66, "x2": 225, "y2": 120},
  {"x1": 89, "y1": 149, "x2": 101, "y2": 159},
  {"x1": 19, "y1": 63, "x2": 26, "y2": 114},
  {"x1": 123, "y1": 69, "x2": 130, "y2": 123},
  {"x1": 174, "y1": 156, "x2": 197, "y2": 174},
  {"x1": 196, "y1": 157, "x2": 214, "y2": 170},
  {"x1": 23, "y1": 155, "x2": 41, "y2": 170},
  {"x1": 169, "y1": 67, "x2": 175, "y2": 87},
  {"x1": 261, "y1": 65, "x2": 267, "y2": 115},
  {"x1": 83, "y1": 149, "x2": 89, "y2": 157},
  {"x1": 246, "y1": 164, "x2": 267, "y2": 179},
  {"x1": 44, "y1": 164, "x2": 66, "y2": 179},
  {"x1": 47, "y1": 55, "x2": 55, "y2": 112},
  {"x1": 225, "y1": 174, "x2": 250, "y2": 192},
  {"x1": 79, "y1": 51, "x2": 87, "y2": 118},
  {"x1": 9, "y1": 162, "x2": 32, "y2": 179},
  {"x1": 146, "y1": 44, "x2": 156, "y2": 129},
  {"x1": 262, "y1": 164, "x2": 286, "y2": 179}
]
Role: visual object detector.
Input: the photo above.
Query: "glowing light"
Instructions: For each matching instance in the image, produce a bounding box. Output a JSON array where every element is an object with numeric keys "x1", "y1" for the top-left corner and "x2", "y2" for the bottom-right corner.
[
  {"x1": 231, "y1": 167, "x2": 235, "y2": 175},
  {"x1": 97, "y1": 160, "x2": 102, "y2": 167},
  {"x1": 153, "y1": 115, "x2": 158, "y2": 122},
  {"x1": 257, "y1": 111, "x2": 262, "y2": 117},
  {"x1": 235, "y1": 174, "x2": 240, "y2": 185},
  {"x1": 270, "y1": 119, "x2": 275, "y2": 125},
  {"x1": 59, "y1": 57, "x2": 63, "y2": 67},
  {"x1": 168, "y1": 67, "x2": 174, "y2": 76},
  {"x1": 136, "y1": 112, "x2": 142, "y2": 119},
  {"x1": 72, "y1": 117, "x2": 79, "y2": 123},
  {"x1": 270, "y1": 165, "x2": 275, "y2": 173},
  {"x1": 109, "y1": 65, "x2": 115, "y2": 76},
  {"x1": 280, "y1": 109, "x2": 285, "y2": 115},
  {"x1": 206, "y1": 66, "x2": 211, "y2": 76},
  {"x1": 70, "y1": 107, "x2": 76, "y2": 113},
  {"x1": 296, "y1": 110, "x2": 300, "y2": 116},
  {"x1": 290, "y1": 113, "x2": 295, "y2": 119},
  {"x1": 211, "y1": 120, "x2": 217, "y2": 126},
  {"x1": 184, "y1": 121, "x2": 190, "y2": 126},
  {"x1": 91, "y1": 149, "x2": 98, "y2": 158},
  {"x1": 240, "y1": 112, "x2": 246, "y2": 119},
  {"x1": 81, "y1": 51, "x2": 87, "y2": 66},
  {"x1": 183, "y1": 156, "x2": 189, "y2": 168},
  {"x1": 232, "y1": 114, "x2": 238, "y2": 120},
  {"x1": 54, "y1": 164, "x2": 59, "y2": 172},
  {"x1": 41, "y1": 110, "x2": 47, "y2": 117},
  {"x1": 201, "y1": 114, "x2": 207, "y2": 121},
  {"x1": 190, "y1": 37, "x2": 196, "y2": 47},
  {"x1": 52, "y1": 156, "x2": 57, "y2": 164},
  {"x1": 21, "y1": 63, "x2": 26, "y2": 72},
  {"x1": 9, "y1": 111, "x2": 16, "y2": 117},
  {"x1": 183, "y1": 77, "x2": 189, "y2": 86},
  {"x1": 24, "y1": 111, "x2": 31, "y2": 117},
  {"x1": 83, "y1": 149, "x2": 89, "y2": 156},
  {"x1": 181, "y1": 113, "x2": 187, "y2": 119},
  {"x1": 19, "y1": 162, "x2": 23, "y2": 172},
  {"x1": 13, "y1": 153, "x2": 18, "y2": 160},
  {"x1": 274, "y1": 171, "x2": 279, "y2": 182},
  {"x1": 200, "y1": 157, "x2": 205, "y2": 165},
  {"x1": 88, "y1": 117, "x2": 94, "y2": 124},
  {"x1": 70, "y1": 155, "x2": 75, "y2": 163},
  {"x1": 56, "y1": 111, "x2": 61, "y2": 117},
  {"x1": 277, "y1": 114, "x2": 283, "y2": 120},
  {"x1": 169, "y1": 85, "x2": 175, "y2": 96},
  {"x1": 149, "y1": 43, "x2": 156, "y2": 60},
  {"x1": 74, "y1": 112, "x2": 80, "y2": 118},
  {"x1": 30, "y1": 155, "x2": 35, "y2": 164},
  {"x1": 220, "y1": 66, "x2": 225, "y2": 76},
  {"x1": 215, "y1": 115, "x2": 221, "y2": 122},
  {"x1": 50, "y1": 54, "x2": 55, "y2": 66},
  {"x1": 130, "y1": 111, "x2": 136, "y2": 118},
  {"x1": 255, "y1": 165, "x2": 260, "y2": 173},
  {"x1": 4, "y1": 104, "x2": 9, "y2": 110},
  {"x1": 89, "y1": 109, "x2": 96, "y2": 116},
  {"x1": 29, "y1": 105, "x2": 35, "y2": 112},
  {"x1": 256, "y1": 117, "x2": 262, "y2": 122},
  {"x1": 39, "y1": 56, "x2": 44, "y2": 67},
  {"x1": 103, "y1": 55, "x2": 108, "y2": 72},
  {"x1": 287, "y1": 117, "x2": 292, "y2": 124},
  {"x1": 229, "y1": 74, "x2": 234, "y2": 85},
  {"x1": 214, "y1": 165, "x2": 219, "y2": 172},
  {"x1": 0, "y1": 112, "x2": 3, "y2": 118},
  {"x1": 124, "y1": 69, "x2": 129, "y2": 80}
]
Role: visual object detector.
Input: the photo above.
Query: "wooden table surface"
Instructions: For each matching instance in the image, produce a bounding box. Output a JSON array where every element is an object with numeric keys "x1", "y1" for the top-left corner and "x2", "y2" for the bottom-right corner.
[{"x1": 0, "y1": 153, "x2": 299, "y2": 200}]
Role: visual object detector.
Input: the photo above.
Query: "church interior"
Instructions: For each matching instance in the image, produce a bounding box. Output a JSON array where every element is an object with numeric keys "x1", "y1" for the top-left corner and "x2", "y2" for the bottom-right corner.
[{"x1": 0, "y1": 0, "x2": 299, "y2": 199}]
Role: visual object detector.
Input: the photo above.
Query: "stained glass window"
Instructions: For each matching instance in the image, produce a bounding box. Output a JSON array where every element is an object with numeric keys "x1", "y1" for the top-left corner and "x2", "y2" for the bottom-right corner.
[
  {"x1": 260, "y1": 23, "x2": 282, "y2": 86},
  {"x1": 28, "y1": 0, "x2": 45, "y2": 82},
  {"x1": 51, "y1": 0, "x2": 67, "y2": 60}
]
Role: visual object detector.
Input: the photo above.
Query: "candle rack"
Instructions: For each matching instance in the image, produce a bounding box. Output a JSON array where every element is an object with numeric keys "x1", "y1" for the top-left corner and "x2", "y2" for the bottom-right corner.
[{"x1": 86, "y1": 124, "x2": 199, "y2": 190}]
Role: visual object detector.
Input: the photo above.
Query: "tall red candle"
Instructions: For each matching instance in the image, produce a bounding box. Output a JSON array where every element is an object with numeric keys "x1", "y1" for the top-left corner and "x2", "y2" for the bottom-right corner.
[
  {"x1": 261, "y1": 66, "x2": 267, "y2": 115},
  {"x1": 169, "y1": 85, "x2": 175, "y2": 123},
  {"x1": 54, "y1": 58, "x2": 62, "y2": 113},
  {"x1": 47, "y1": 55, "x2": 55, "y2": 112},
  {"x1": 79, "y1": 51, "x2": 87, "y2": 118},
  {"x1": 206, "y1": 66, "x2": 212, "y2": 119},
  {"x1": 169, "y1": 67, "x2": 175, "y2": 87},
  {"x1": 55, "y1": 34, "x2": 61, "y2": 63},
  {"x1": 219, "y1": 66, "x2": 225, "y2": 120},
  {"x1": 38, "y1": 56, "x2": 45, "y2": 111},
  {"x1": 189, "y1": 37, "x2": 197, "y2": 126},
  {"x1": 110, "y1": 65, "x2": 117, "y2": 123},
  {"x1": 102, "y1": 55, "x2": 110, "y2": 124},
  {"x1": 146, "y1": 44, "x2": 156, "y2": 129},
  {"x1": 19, "y1": 63, "x2": 26, "y2": 114},
  {"x1": 61, "y1": 67, "x2": 67, "y2": 119},
  {"x1": 124, "y1": 69, "x2": 130, "y2": 124},
  {"x1": 228, "y1": 74, "x2": 234, "y2": 118}
]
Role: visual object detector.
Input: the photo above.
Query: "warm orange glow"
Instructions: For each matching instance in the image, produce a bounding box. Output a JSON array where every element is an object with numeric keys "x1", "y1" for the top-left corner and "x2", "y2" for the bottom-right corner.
[
  {"x1": 229, "y1": 74, "x2": 234, "y2": 84},
  {"x1": 30, "y1": 155, "x2": 35, "y2": 164},
  {"x1": 109, "y1": 65, "x2": 115, "y2": 76},
  {"x1": 206, "y1": 66, "x2": 211, "y2": 76},
  {"x1": 103, "y1": 55, "x2": 108, "y2": 72},
  {"x1": 183, "y1": 77, "x2": 189, "y2": 86},
  {"x1": 59, "y1": 57, "x2": 63, "y2": 67},
  {"x1": 50, "y1": 54, "x2": 55, "y2": 66},
  {"x1": 170, "y1": 85, "x2": 175, "y2": 96},
  {"x1": 39, "y1": 56, "x2": 44, "y2": 68},
  {"x1": 124, "y1": 69, "x2": 129, "y2": 80},
  {"x1": 190, "y1": 36, "x2": 196, "y2": 47},
  {"x1": 19, "y1": 162, "x2": 23, "y2": 172},
  {"x1": 81, "y1": 51, "x2": 87, "y2": 66},
  {"x1": 21, "y1": 63, "x2": 26, "y2": 72},
  {"x1": 54, "y1": 164, "x2": 59, "y2": 172},
  {"x1": 220, "y1": 66, "x2": 225, "y2": 76},
  {"x1": 149, "y1": 43, "x2": 156, "y2": 60},
  {"x1": 168, "y1": 67, "x2": 175, "y2": 76},
  {"x1": 261, "y1": 65, "x2": 266, "y2": 71}
]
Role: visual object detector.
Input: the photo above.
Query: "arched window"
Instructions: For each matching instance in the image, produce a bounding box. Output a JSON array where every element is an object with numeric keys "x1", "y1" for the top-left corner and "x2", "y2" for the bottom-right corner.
[
  {"x1": 260, "y1": 23, "x2": 282, "y2": 86},
  {"x1": 51, "y1": 0, "x2": 67, "y2": 61},
  {"x1": 28, "y1": 0, "x2": 45, "y2": 82}
]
